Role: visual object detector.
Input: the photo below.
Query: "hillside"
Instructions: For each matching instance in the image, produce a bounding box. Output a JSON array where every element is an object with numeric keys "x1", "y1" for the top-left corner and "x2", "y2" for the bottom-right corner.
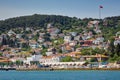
[
  {"x1": 0, "y1": 14, "x2": 97, "y2": 32},
  {"x1": 0, "y1": 14, "x2": 120, "y2": 30},
  {"x1": 0, "y1": 14, "x2": 73, "y2": 32},
  {"x1": 0, "y1": 14, "x2": 120, "y2": 63},
  {"x1": 0, "y1": 14, "x2": 120, "y2": 39},
  {"x1": 0, "y1": 14, "x2": 120, "y2": 40}
]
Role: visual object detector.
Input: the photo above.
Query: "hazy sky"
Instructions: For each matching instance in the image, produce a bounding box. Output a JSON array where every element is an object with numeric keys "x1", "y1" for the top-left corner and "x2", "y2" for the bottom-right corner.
[{"x1": 0, "y1": 0, "x2": 120, "y2": 20}]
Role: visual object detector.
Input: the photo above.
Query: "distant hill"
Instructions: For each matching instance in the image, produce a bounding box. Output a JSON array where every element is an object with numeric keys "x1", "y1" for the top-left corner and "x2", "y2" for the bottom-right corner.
[
  {"x1": 0, "y1": 14, "x2": 73, "y2": 32},
  {"x1": 0, "y1": 14, "x2": 96, "y2": 32},
  {"x1": 0, "y1": 14, "x2": 120, "y2": 33}
]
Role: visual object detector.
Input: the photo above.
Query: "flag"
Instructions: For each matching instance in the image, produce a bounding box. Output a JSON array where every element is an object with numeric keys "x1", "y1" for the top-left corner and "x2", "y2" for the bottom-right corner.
[{"x1": 99, "y1": 5, "x2": 103, "y2": 8}]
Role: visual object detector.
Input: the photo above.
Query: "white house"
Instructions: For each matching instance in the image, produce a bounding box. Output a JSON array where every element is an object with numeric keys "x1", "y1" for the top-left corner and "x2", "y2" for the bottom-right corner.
[
  {"x1": 25, "y1": 27, "x2": 31, "y2": 31},
  {"x1": 24, "y1": 57, "x2": 33, "y2": 65},
  {"x1": 50, "y1": 33, "x2": 58, "y2": 39},
  {"x1": 16, "y1": 34, "x2": 22, "y2": 39},
  {"x1": 39, "y1": 33, "x2": 45, "y2": 37},
  {"x1": 24, "y1": 54, "x2": 42, "y2": 65},
  {"x1": 116, "y1": 31, "x2": 120, "y2": 37},
  {"x1": 29, "y1": 43, "x2": 39, "y2": 49},
  {"x1": 46, "y1": 52, "x2": 53, "y2": 56},
  {"x1": 86, "y1": 35, "x2": 92, "y2": 39},
  {"x1": 47, "y1": 23, "x2": 53, "y2": 28},
  {"x1": 64, "y1": 36, "x2": 71, "y2": 42},
  {"x1": 93, "y1": 40, "x2": 100, "y2": 44},
  {"x1": 74, "y1": 36, "x2": 80, "y2": 41},
  {"x1": 29, "y1": 40, "x2": 40, "y2": 49},
  {"x1": 32, "y1": 55, "x2": 43, "y2": 61},
  {"x1": 58, "y1": 33, "x2": 65, "y2": 38},
  {"x1": 95, "y1": 29, "x2": 101, "y2": 33},
  {"x1": 8, "y1": 30, "x2": 16, "y2": 36},
  {"x1": 38, "y1": 37, "x2": 44, "y2": 43},
  {"x1": 69, "y1": 41, "x2": 76, "y2": 46},
  {"x1": 69, "y1": 32, "x2": 77, "y2": 36},
  {"x1": 49, "y1": 28, "x2": 60, "y2": 34},
  {"x1": 82, "y1": 35, "x2": 87, "y2": 40},
  {"x1": 114, "y1": 40, "x2": 120, "y2": 45},
  {"x1": 54, "y1": 28, "x2": 60, "y2": 34},
  {"x1": 93, "y1": 37, "x2": 104, "y2": 44},
  {"x1": 97, "y1": 37, "x2": 104, "y2": 42},
  {"x1": 88, "y1": 20, "x2": 99, "y2": 28},
  {"x1": 40, "y1": 55, "x2": 61, "y2": 63}
]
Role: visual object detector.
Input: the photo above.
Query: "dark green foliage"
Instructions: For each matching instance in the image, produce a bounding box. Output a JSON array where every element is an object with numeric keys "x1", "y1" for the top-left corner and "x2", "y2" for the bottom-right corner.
[
  {"x1": 105, "y1": 16, "x2": 120, "y2": 27},
  {"x1": 16, "y1": 60, "x2": 23, "y2": 66},
  {"x1": 108, "y1": 40, "x2": 120, "y2": 62},
  {"x1": 61, "y1": 56, "x2": 73, "y2": 62},
  {"x1": 0, "y1": 14, "x2": 100, "y2": 33},
  {"x1": 90, "y1": 58, "x2": 98, "y2": 62},
  {"x1": 100, "y1": 16, "x2": 120, "y2": 41},
  {"x1": 9, "y1": 39, "x2": 15, "y2": 47},
  {"x1": 30, "y1": 61, "x2": 39, "y2": 65},
  {"x1": 115, "y1": 43, "x2": 120, "y2": 56},
  {"x1": 81, "y1": 48, "x2": 105, "y2": 55},
  {"x1": 0, "y1": 14, "x2": 114, "y2": 30},
  {"x1": 0, "y1": 52, "x2": 2, "y2": 56},
  {"x1": 0, "y1": 14, "x2": 74, "y2": 32},
  {"x1": 21, "y1": 42, "x2": 30, "y2": 51},
  {"x1": 44, "y1": 33, "x2": 51, "y2": 41}
]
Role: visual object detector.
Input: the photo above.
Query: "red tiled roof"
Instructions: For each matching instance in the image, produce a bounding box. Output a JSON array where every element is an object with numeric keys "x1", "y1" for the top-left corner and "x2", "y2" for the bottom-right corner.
[{"x1": 82, "y1": 44, "x2": 90, "y2": 47}]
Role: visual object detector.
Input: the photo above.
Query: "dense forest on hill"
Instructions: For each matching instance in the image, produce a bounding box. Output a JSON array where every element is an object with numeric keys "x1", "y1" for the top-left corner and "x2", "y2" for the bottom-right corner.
[
  {"x1": 0, "y1": 14, "x2": 97, "y2": 32},
  {"x1": 104, "y1": 16, "x2": 120, "y2": 27},
  {"x1": 0, "y1": 14, "x2": 73, "y2": 31},
  {"x1": 0, "y1": 14, "x2": 120, "y2": 31}
]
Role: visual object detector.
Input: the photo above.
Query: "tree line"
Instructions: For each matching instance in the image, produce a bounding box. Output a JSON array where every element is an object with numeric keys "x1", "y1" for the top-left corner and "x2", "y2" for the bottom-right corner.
[{"x1": 0, "y1": 14, "x2": 99, "y2": 33}]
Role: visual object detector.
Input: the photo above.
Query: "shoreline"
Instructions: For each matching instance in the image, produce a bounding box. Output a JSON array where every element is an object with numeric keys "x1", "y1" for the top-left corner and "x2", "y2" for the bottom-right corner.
[{"x1": 16, "y1": 68, "x2": 120, "y2": 71}]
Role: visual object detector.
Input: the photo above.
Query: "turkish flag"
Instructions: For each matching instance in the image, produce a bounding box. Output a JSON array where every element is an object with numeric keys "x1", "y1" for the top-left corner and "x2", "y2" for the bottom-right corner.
[{"x1": 99, "y1": 5, "x2": 103, "y2": 8}]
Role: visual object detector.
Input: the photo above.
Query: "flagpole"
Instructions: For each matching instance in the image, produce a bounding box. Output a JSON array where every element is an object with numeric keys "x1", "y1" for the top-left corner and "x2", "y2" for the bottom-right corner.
[
  {"x1": 99, "y1": 7, "x2": 101, "y2": 19},
  {"x1": 99, "y1": 5, "x2": 103, "y2": 20}
]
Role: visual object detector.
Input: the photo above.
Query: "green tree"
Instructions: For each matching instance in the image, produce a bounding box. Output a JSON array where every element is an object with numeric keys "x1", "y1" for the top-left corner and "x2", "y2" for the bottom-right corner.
[
  {"x1": 115, "y1": 43, "x2": 120, "y2": 56},
  {"x1": 90, "y1": 58, "x2": 98, "y2": 62},
  {"x1": 16, "y1": 60, "x2": 23, "y2": 66},
  {"x1": 108, "y1": 39, "x2": 115, "y2": 57},
  {"x1": 61, "y1": 56, "x2": 73, "y2": 62},
  {"x1": 0, "y1": 52, "x2": 2, "y2": 56},
  {"x1": 81, "y1": 48, "x2": 92, "y2": 55},
  {"x1": 34, "y1": 32, "x2": 39, "y2": 41},
  {"x1": 22, "y1": 42, "x2": 30, "y2": 51},
  {"x1": 41, "y1": 48, "x2": 47, "y2": 56}
]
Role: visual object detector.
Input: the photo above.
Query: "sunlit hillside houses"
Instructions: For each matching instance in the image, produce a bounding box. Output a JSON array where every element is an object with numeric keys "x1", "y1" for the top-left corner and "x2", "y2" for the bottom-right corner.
[
  {"x1": 29, "y1": 40, "x2": 40, "y2": 49},
  {"x1": 88, "y1": 20, "x2": 99, "y2": 28},
  {"x1": 24, "y1": 54, "x2": 43, "y2": 65},
  {"x1": 64, "y1": 36, "x2": 72, "y2": 42},
  {"x1": 7, "y1": 30, "x2": 16, "y2": 36},
  {"x1": 0, "y1": 19, "x2": 119, "y2": 69}
]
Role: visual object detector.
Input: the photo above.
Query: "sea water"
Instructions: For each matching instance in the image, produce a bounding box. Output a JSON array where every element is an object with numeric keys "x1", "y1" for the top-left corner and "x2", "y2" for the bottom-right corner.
[{"x1": 0, "y1": 70, "x2": 120, "y2": 80}]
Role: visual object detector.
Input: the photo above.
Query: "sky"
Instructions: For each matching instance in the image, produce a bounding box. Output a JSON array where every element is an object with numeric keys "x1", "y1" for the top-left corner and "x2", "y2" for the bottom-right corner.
[{"x1": 0, "y1": 0, "x2": 120, "y2": 20}]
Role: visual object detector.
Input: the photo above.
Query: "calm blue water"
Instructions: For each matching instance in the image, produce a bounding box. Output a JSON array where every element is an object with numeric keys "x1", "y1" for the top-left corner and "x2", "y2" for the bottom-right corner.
[{"x1": 0, "y1": 70, "x2": 120, "y2": 80}]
